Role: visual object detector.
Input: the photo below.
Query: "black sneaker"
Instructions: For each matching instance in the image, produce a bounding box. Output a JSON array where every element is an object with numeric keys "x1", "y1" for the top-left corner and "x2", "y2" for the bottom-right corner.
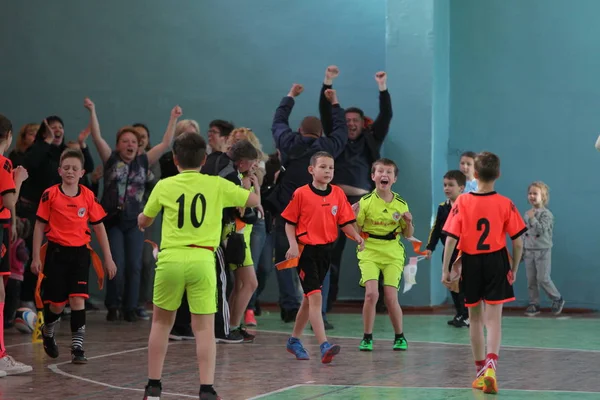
[
  {"x1": 238, "y1": 328, "x2": 255, "y2": 343},
  {"x1": 215, "y1": 330, "x2": 244, "y2": 344},
  {"x1": 453, "y1": 315, "x2": 470, "y2": 328},
  {"x1": 143, "y1": 384, "x2": 161, "y2": 400},
  {"x1": 525, "y1": 304, "x2": 541, "y2": 317},
  {"x1": 124, "y1": 310, "x2": 138, "y2": 322},
  {"x1": 71, "y1": 347, "x2": 88, "y2": 364},
  {"x1": 447, "y1": 314, "x2": 459, "y2": 325},
  {"x1": 199, "y1": 392, "x2": 221, "y2": 400},
  {"x1": 169, "y1": 325, "x2": 194, "y2": 341},
  {"x1": 41, "y1": 325, "x2": 59, "y2": 359},
  {"x1": 106, "y1": 308, "x2": 120, "y2": 322}
]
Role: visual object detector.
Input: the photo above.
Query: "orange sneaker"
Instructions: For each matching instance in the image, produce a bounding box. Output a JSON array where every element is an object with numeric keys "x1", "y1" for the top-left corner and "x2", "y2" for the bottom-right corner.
[
  {"x1": 471, "y1": 375, "x2": 485, "y2": 390},
  {"x1": 244, "y1": 309, "x2": 257, "y2": 327},
  {"x1": 482, "y1": 368, "x2": 498, "y2": 394}
]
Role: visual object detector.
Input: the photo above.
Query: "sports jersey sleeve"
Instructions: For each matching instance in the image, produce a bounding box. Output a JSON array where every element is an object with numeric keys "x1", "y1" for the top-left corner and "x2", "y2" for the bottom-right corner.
[
  {"x1": 356, "y1": 197, "x2": 366, "y2": 228},
  {"x1": 281, "y1": 189, "x2": 302, "y2": 225},
  {"x1": 143, "y1": 180, "x2": 163, "y2": 218},
  {"x1": 442, "y1": 198, "x2": 462, "y2": 239},
  {"x1": 0, "y1": 158, "x2": 15, "y2": 196},
  {"x1": 36, "y1": 188, "x2": 52, "y2": 223},
  {"x1": 337, "y1": 196, "x2": 356, "y2": 227},
  {"x1": 218, "y1": 177, "x2": 251, "y2": 209},
  {"x1": 505, "y1": 201, "x2": 527, "y2": 240},
  {"x1": 86, "y1": 190, "x2": 107, "y2": 225}
]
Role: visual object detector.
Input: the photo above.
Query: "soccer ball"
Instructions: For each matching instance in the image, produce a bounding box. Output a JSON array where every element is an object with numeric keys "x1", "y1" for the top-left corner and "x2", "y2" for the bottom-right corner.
[{"x1": 14, "y1": 307, "x2": 37, "y2": 334}]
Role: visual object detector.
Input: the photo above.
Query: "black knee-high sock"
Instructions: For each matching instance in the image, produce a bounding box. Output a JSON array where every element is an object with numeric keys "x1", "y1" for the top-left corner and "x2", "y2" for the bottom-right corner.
[
  {"x1": 70, "y1": 309, "x2": 86, "y2": 350},
  {"x1": 42, "y1": 305, "x2": 61, "y2": 337}
]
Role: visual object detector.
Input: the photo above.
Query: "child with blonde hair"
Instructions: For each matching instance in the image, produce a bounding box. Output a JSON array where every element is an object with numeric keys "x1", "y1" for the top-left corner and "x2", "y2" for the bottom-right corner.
[{"x1": 523, "y1": 181, "x2": 565, "y2": 316}]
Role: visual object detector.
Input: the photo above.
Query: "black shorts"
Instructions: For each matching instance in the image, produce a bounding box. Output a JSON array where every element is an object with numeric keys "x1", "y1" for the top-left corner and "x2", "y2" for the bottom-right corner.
[
  {"x1": 461, "y1": 248, "x2": 515, "y2": 307},
  {"x1": 0, "y1": 225, "x2": 10, "y2": 276},
  {"x1": 41, "y1": 242, "x2": 91, "y2": 305},
  {"x1": 297, "y1": 243, "x2": 333, "y2": 296}
]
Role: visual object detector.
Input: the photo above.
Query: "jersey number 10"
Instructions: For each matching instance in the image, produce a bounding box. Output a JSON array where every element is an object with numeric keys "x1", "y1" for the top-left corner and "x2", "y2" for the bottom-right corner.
[{"x1": 176, "y1": 193, "x2": 207, "y2": 229}]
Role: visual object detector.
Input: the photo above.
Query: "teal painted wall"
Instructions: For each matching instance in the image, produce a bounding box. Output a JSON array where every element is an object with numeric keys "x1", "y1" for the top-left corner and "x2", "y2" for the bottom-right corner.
[{"x1": 449, "y1": 0, "x2": 600, "y2": 309}]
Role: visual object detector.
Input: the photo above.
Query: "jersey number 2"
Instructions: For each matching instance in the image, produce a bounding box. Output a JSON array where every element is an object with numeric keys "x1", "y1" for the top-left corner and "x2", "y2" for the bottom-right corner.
[
  {"x1": 176, "y1": 193, "x2": 207, "y2": 229},
  {"x1": 476, "y1": 218, "x2": 490, "y2": 251}
]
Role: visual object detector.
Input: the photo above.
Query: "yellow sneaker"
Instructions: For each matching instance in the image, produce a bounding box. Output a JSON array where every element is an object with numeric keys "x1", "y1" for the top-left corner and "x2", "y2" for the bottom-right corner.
[
  {"x1": 471, "y1": 375, "x2": 485, "y2": 390},
  {"x1": 483, "y1": 368, "x2": 498, "y2": 394}
]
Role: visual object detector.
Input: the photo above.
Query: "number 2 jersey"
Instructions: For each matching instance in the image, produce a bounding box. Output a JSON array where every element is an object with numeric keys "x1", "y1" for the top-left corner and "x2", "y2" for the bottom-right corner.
[
  {"x1": 442, "y1": 191, "x2": 527, "y2": 255},
  {"x1": 143, "y1": 170, "x2": 251, "y2": 250}
]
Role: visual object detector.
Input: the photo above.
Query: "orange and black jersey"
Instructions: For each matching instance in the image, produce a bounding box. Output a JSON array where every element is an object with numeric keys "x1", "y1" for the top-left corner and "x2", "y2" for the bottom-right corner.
[
  {"x1": 0, "y1": 155, "x2": 16, "y2": 224},
  {"x1": 442, "y1": 191, "x2": 527, "y2": 255},
  {"x1": 281, "y1": 183, "x2": 355, "y2": 246},
  {"x1": 36, "y1": 184, "x2": 107, "y2": 247}
]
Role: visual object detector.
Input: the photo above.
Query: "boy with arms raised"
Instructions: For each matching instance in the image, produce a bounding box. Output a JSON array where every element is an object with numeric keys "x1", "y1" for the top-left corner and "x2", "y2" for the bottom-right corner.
[
  {"x1": 282, "y1": 151, "x2": 363, "y2": 364},
  {"x1": 138, "y1": 131, "x2": 259, "y2": 400},
  {"x1": 441, "y1": 152, "x2": 526, "y2": 394},
  {"x1": 425, "y1": 170, "x2": 469, "y2": 327},
  {"x1": 356, "y1": 159, "x2": 413, "y2": 351},
  {"x1": 32, "y1": 148, "x2": 117, "y2": 363}
]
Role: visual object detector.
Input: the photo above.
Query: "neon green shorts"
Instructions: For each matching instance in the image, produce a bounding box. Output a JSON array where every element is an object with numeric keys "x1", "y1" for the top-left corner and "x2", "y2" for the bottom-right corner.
[
  {"x1": 359, "y1": 260, "x2": 405, "y2": 289},
  {"x1": 230, "y1": 224, "x2": 253, "y2": 271},
  {"x1": 153, "y1": 247, "x2": 217, "y2": 314}
]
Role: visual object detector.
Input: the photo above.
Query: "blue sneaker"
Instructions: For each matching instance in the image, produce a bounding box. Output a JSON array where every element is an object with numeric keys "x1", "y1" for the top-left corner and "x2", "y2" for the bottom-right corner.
[
  {"x1": 286, "y1": 337, "x2": 309, "y2": 360},
  {"x1": 320, "y1": 342, "x2": 340, "y2": 364}
]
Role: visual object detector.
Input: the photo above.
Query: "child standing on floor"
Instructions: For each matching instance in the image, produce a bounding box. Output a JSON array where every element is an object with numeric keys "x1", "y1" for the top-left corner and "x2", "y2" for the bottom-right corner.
[
  {"x1": 32, "y1": 148, "x2": 117, "y2": 364},
  {"x1": 441, "y1": 152, "x2": 526, "y2": 394},
  {"x1": 460, "y1": 151, "x2": 478, "y2": 193},
  {"x1": 4, "y1": 218, "x2": 31, "y2": 328},
  {"x1": 425, "y1": 170, "x2": 469, "y2": 328},
  {"x1": 356, "y1": 158, "x2": 413, "y2": 352},
  {"x1": 283, "y1": 150, "x2": 363, "y2": 364},
  {"x1": 523, "y1": 181, "x2": 565, "y2": 316}
]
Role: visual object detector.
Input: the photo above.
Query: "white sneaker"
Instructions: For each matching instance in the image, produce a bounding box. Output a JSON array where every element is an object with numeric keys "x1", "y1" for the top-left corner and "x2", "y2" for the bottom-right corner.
[
  {"x1": 0, "y1": 355, "x2": 33, "y2": 375},
  {"x1": 0, "y1": 370, "x2": 6, "y2": 378}
]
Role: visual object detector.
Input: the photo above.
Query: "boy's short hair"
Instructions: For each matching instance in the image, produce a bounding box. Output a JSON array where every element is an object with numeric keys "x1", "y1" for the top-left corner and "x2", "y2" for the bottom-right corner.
[
  {"x1": 528, "y1": 181, "x2": 550, "y2": 206},
  {"x1": 229, "y1": 139, "x2": 258, "y2": 162},
  {"x1": 173, "y1": 132, "x2": 206, "y2": 169},
  {"x1": 460, "y1": 151, "x2": 477, "y2": 160},
  {"x1": 310, "y1": 151, "x2": 334, "y2": 166},
  {"x1": 0, "y1": 114, "x2": 12, "y2": 140},
  {"x1": 371, "y1": 158, "x2": 398, "y2": 176},
  {"x1": 474, "y1": 152, "x2": 500, "y2": 182},
  {"x1": 60, "y1": 148, "x2": 85, "y2": 168},
  {"x1": 444, "y1": 170, "x2": 467, "y2": 187},
  {"x1": 209, "y1": 120, "x2": 235, "y2": 137},
  {"x1": 300, "y1": 117, "x2": 323, "y2": 136}
]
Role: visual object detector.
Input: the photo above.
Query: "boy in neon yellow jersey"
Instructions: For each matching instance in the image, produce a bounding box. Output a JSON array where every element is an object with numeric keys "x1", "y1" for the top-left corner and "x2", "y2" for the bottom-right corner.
[
  {"x1": 138, "y1": 129, "x2": 259, "y2": 400},
  {"x1": 355, "y1": 158, "x2": 413, "y2": 352}
]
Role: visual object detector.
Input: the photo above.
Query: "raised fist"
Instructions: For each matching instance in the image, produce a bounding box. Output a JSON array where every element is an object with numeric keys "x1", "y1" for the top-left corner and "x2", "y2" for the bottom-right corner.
[
  {"x1": 83, "y1": 98, "x2": 95, "y2": 111},
  {"x1": 171, "y1": 105, "x2": 183, "y2": 119},
  {"x1": 13, "y1": 165, "x2": 28, "y2": 183},
  {"x1": 325, "y1": 65, "x2": 340, "y2": 80},
  {"x1": 375, "y1": 71, "x2": 387, "y2": 85},
  {"x1": 288, "y1": 84, "x2": 304, "y2": 97},
  {"x1": 324, "y1": 89, "x2": 338, "y2": 104}
]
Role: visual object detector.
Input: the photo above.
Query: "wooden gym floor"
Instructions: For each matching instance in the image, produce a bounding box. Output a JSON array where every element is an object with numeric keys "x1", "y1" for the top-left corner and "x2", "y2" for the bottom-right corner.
[{"x1": 1, "y1": 307, "x2": 599, "y2": 399}]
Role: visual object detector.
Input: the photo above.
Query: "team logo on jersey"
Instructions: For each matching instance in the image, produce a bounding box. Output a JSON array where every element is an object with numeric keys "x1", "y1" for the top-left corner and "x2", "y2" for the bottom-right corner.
[
  {"x1": 331, "y1": 205, "x2": 338, "y2": 216},
  {"x1": 78, "y1": 207, "x2": 86, "y2": 218},
  {"x1": 392, "y1": 212, "x2": 401, "y2": 221},
  {"x1": 452, "y1": 205, "x2": 459, "y2": 216},
  {"x1": 3, "y1": 160, "x2": 11, "y2": 173}
]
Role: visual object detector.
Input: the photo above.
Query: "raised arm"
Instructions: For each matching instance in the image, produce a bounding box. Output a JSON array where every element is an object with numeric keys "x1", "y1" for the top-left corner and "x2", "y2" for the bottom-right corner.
[
  {"x1": 84, "y1": 98, "x2": 112, "y2": 164},
  {"x1": 146, "y1": 105, "x2": 182, "y2": 166},
  {"x1": 319, "y1": 65, "x2": 339, "y2": 135},
  {"x1": 78, "y1": 126, "x2": 95, "y2": 173},
  {"x1": 272, "y1": 84, "x2": 303, "y2": 155},
  {"x1": 316, "y1": 89, "x2": 348, "y2": 158},
  {"x1": 369, "y1": 72, "x2": 393, "y2": 142}
]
